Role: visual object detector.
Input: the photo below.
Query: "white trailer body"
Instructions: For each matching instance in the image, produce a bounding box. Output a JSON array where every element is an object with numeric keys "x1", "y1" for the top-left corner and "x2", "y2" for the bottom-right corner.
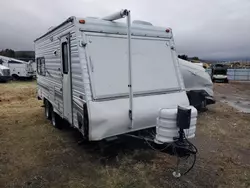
[
  {"x1": 0, "y1": 55, "x2": 35, "y2": 79},
  {"x1": 179, "y1": 58, "x2": 215, "y2": 110},
  {"x1": 35, "y1": 15, "x2": 190, "y2": 141}
]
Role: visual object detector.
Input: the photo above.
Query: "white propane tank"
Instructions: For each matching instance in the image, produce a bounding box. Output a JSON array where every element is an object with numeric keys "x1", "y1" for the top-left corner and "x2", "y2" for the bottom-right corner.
[{"x1": 155, "y1": 106, "x2": 197, "y2": 143}]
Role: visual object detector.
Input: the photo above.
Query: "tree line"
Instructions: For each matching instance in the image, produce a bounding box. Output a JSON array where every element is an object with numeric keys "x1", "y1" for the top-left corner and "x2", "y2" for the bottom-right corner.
[
  {"x1": 178, "y1": 54, "x2": 200, "y2": 61},
  {"x1": 0, "y1": 49, "x2": 35, "y2": 61}
]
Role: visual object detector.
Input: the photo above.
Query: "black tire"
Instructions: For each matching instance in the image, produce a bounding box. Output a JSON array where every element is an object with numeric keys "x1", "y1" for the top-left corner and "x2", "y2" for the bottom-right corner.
[
  {"x1": 51, "y1": 110, "x2": 62, "y2": 129},
  {"x1": 44, "y1": 100, "x2": 52, "y2": 120},
  {"x1": 200, "y1": 99, "x2": 208, "y2": 112},
  {"x1": 12, "y1": 74, "x2": 19, "y2": 80}
]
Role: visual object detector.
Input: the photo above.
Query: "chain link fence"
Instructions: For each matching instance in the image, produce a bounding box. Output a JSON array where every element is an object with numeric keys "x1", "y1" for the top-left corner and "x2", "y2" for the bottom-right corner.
[{"x1": 206, "y1": 69, "x2": 250, "y2": 81}]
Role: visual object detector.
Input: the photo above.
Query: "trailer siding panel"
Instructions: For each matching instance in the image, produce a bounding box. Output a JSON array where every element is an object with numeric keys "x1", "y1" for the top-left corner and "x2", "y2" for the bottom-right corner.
[{"x1": 35, "y1": 21, "x2": 86, "y2": 129}]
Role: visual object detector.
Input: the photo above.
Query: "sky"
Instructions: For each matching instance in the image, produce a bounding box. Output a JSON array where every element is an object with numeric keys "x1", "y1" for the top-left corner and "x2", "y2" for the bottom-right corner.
[{"x1": 0, "y1": 0, "x2": 249, "y2": 60}]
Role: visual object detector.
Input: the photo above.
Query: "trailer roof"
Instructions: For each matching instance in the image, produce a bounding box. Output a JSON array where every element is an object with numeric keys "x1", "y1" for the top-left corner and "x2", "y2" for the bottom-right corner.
[{"x1": 35, "y1": 16, "x2": 172, "y2": 42}]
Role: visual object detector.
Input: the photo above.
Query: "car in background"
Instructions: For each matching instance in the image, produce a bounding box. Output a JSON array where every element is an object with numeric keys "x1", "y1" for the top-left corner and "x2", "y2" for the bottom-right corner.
[{"x1": 211, "y1": 64, "x2": 228, "y2": 83}]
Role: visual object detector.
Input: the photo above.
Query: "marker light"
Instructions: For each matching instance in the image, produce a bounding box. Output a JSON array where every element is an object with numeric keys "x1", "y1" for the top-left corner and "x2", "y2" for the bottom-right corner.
[
  {"x1": 166, "y1": 29, "x2": 171, "y2": 33},
  {"x1": 79, "y1": 20, "x2": 86, "y2": 24}
]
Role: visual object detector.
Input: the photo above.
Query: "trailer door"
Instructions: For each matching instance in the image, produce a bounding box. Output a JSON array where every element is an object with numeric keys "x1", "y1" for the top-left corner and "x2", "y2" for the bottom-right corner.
[{"x1": 61, "y1": 35, "x2": 72, "y2": 123}]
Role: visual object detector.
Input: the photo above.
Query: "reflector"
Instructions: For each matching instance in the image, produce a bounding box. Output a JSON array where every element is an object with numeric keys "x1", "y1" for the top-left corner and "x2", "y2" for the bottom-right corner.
[
  {"x1": 79, "y1": 20, "x2": 85, "y2": 24},
  {"x1": 166, "y1": 29, "x2": 170, "y2": 33}
]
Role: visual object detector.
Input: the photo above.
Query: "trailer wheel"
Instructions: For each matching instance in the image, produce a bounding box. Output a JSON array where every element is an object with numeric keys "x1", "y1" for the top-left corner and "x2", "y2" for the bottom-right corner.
[
  {"x1": 51, "y1": 110, "x2": 62, "y2": 129},
  {"x1": 44, "y1": 100, "x2": 52, "y2": 120}
]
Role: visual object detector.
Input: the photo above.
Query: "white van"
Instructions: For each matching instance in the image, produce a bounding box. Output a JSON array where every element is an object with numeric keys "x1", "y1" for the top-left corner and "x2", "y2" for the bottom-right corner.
[
  {"x1": 35, "y1": 10, "x2": 196, "y2": 141},
  {"x1": 0, "y1": 64, "x2": 11, "y2": 82},
  {"x1": 211, "y1": 64, "x2": 228, "y2": 83},
  {"x1": 0, "y1": 55, "x2": 35, "y2": 79}
]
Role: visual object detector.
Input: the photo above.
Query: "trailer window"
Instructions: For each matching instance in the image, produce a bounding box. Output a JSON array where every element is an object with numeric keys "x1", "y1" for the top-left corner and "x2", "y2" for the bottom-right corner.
[
  {"x1": 37, "y1": 57, "x2": 46, "y2": 76},
  {"x1": 62, "y1": 42, "x2": 69, "y2": 74}
]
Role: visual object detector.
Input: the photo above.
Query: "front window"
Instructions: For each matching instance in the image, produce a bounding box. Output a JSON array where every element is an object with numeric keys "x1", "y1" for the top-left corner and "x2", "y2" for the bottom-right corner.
[{"x1": 214, "y1": 70, "x2": 227, "y2": 75}]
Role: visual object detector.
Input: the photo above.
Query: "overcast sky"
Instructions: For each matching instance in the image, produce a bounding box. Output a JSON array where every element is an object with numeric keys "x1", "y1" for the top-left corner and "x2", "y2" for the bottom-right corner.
[{"x1": 0, "y1": 0, "x2": 249, "y2": 60}]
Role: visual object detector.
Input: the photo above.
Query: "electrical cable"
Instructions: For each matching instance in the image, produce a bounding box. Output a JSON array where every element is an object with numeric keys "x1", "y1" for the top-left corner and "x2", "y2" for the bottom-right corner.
[
  {"x1": 171, "y1": 132, "x2": 197, "y2": 176},
  {"x1": 142, "y1": 130, "x2": 173, "y2": 152},
  {"x1": 142, "y1": 125, "x2": 197, "y2": 176},
  {"x1": 143, "y1": 137, "x2": 173, "y2": 152},
  {"x1": 182, "y1": 151, "x2": 196, "y2": 175},
  {"x1": 179, "y1": 135, "x2": 197, "y2": 175}
]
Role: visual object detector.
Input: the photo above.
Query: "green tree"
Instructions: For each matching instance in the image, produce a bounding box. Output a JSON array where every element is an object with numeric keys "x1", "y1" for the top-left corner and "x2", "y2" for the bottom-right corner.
[
  {"x1": 0, "y1": 49, "x2": 15, "y2": 58},
  {"x1": 178, "y1": 54, "x2": 188, "y2": 60},
  {"x1": 191, "y1": 56, "x2": 199, "y2": 61}
]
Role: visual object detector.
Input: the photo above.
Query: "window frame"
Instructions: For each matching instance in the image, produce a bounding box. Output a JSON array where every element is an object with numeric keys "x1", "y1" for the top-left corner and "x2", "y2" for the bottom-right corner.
[
  {"x1": 61, "y1": 42, "x2": 69, "y2": 74},
  {"x1": 36, "y1": 57, "x2": 46, "y2": 76}
]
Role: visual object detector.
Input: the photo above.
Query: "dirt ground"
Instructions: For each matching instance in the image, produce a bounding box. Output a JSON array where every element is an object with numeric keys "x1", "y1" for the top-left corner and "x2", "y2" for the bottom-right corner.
[
  {"x1": 0, "y1": 81, "x2": 249, "y2": 188},
  {"x1": 214, "y1": 81, "x2": 250, "y2": 113}
]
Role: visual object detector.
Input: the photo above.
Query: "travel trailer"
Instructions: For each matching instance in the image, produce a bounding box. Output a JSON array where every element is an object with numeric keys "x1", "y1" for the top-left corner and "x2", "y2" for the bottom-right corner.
[
  {"x1": 0, "y1": 55, "x2": 35, "y2": 79},
  {"x1": 0, "y1": 64, "x2": 11, "y2": 82},
  {"x1": 179, "y1": 58, "x2": 215, "y2": 110},
  {"x1": 35, "y1": 10, "x2": 198, "y2": 144}
]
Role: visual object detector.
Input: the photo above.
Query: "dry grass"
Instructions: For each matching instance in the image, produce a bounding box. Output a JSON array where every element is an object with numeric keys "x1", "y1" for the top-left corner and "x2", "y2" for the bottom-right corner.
[{"x1": 0, "y1": 81, "x2": 250, "y2": 188}]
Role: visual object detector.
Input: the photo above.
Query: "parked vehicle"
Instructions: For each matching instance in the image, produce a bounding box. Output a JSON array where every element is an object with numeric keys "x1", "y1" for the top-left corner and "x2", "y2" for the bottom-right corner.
[
  {"x1": 0, "y1": 55, "x2": 36, "y2": 80},
  {"x1": 0, "y1": 64, "x2": 11, "y2": 82},
  {"x1": 35, "y1": 10, "x2": 197, "y2": 142},
  {"x1": 179, "y1": 58, "x2": 215, "y2": 111},
  {"x1": 211, "y1": 64, "x2": 228, "y2": 83}
]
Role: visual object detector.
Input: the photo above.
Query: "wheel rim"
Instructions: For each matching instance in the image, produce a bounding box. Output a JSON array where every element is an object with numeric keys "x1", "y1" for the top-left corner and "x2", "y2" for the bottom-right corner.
[
  {"x1": 45, "y1": 105, "x2": 49, "y2": 118},
  {"x1": 52, "y1": 112, "x2": 56, "y2": 126}
]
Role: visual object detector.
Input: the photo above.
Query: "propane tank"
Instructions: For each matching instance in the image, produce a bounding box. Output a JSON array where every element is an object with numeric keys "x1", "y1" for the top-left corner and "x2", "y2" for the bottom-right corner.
[{"x1": 155, "y1": 106, "x2": 197, "y2": 143}]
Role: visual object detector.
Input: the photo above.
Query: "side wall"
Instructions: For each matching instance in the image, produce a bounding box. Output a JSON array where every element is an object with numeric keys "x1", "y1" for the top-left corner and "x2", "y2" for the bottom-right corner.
[{"x1": 35, "y1": 21, "x2": 87, "y2": 129}]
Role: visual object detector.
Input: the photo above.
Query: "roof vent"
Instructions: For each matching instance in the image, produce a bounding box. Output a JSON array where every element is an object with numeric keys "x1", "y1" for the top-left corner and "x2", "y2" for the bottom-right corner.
[{"x1": 132, "y1": 20, "x2": 153, "y2": 26}]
